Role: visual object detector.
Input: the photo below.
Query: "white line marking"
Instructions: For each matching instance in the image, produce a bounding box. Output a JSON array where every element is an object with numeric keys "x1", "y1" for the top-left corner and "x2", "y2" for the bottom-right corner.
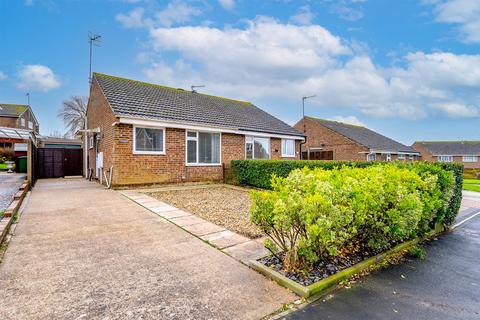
[{"x1": 452, "y1": 210, "x2": 480, "y2": 229}]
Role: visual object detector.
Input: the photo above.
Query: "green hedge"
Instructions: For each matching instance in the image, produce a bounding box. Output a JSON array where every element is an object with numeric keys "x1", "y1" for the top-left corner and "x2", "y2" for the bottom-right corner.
[
  {"x1": 250, "y1": 164, "x2": 458, "y2": 272},
  {"x1": 231, "y1": 160, "x2": 373, "y2": 189},
  {"x1": 232, "y1": 159, "x2": 463, "y2": 226}
]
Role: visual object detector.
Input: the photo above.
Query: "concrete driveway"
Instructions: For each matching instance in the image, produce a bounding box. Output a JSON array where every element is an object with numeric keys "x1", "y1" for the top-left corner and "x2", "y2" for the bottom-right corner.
[
  {"x1": 0, "y1": 172, "x2": 26, "y2": 210},
  {"x1": 0, "y1": 178, "x2": 295, "y2": 319}
]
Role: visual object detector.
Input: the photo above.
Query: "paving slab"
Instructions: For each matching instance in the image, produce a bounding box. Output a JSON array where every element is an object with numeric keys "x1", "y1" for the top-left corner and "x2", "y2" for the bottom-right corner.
[
  {"x1": 223, "y1": 238, "x2": 270, "y2": 263},
  {"x1": 183, "y1": 221, "x2": 226, "y2": 236},
  {"x1": 0, "y1": 178, "x2": 295, "y2": 320},
  {"x1": 157, "y1": 209, "x2": 192, "y2": 219},
  {"x1": 169, "y1": 214, "x2": 206, "y2": 227},
  {"x1": 201, "y1": 230, "x2": 251, "y2": 249},
  {"x1": 147, "y1": 204, "x2": 179, "y2": 213}
]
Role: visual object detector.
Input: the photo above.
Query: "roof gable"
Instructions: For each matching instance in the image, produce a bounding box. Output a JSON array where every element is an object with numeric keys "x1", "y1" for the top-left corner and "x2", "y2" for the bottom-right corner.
[
  {"x1": 415, "y1": 141, "x2": 480, "y2": 155},
  {"x1": 93, "y1": 73, "x2": 303, "y2": 137},
  {"x1": 0, "y1": 104, "x2": 29, "y2": 118},
  {"x1": 308, "y1": 117, "x2": 417, "y2": 153}
]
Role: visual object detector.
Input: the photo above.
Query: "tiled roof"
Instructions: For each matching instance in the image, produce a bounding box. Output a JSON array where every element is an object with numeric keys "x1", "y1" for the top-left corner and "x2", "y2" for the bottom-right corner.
[
  {"x1": 0, "y1": 104, "x2": 28, "y2": 118},
  {"x1": 415, "y1": 141, "x2": 480, "y2": 155},
  {"x1": 93, "y1": 73, "x2": 303, "y2": 137},
  {"x1": 308, "y1": 117, "x2": 418, "y2": 154}
]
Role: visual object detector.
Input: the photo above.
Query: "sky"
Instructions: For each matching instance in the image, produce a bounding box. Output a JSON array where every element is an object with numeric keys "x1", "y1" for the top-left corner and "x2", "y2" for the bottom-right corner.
[{"x1": 0, "y1": 0, "x2": 479, "y2": 144}]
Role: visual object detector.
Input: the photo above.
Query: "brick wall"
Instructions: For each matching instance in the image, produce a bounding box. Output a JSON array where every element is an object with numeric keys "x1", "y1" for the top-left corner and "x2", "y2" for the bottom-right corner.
[
  {"x1": 0, "y1": 117, "x2": 17, "y2": 128},
  {"x1": 294, "y1": 117, "x2": 369, "y2": 161},
  {"x1": 0, "y1": 110, "x2": 39, "y2": 133}
]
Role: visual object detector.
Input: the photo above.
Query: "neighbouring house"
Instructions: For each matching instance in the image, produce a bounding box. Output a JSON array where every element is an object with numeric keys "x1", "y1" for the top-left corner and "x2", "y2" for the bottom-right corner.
[
  {"x1": 85, "y1": 73, "x2": 304, "y2": 186},
  {"x1": 413, "y1": 141, "x2": 480, "y2": 169},
  {"x1": 294, "y1": 116, "x2": 420, "y2": 161},
  {"x1": 0, "y1": 104, "x2": 39, "y2": 170},
  {"x1": 37, "y1": 136, "x2": 82, "y2": 149}
]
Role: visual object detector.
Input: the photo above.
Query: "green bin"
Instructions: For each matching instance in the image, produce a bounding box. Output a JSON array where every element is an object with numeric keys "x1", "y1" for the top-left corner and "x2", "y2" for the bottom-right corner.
[{"x1": 17, "y1": 156, "x2": 27, "y2": 173}]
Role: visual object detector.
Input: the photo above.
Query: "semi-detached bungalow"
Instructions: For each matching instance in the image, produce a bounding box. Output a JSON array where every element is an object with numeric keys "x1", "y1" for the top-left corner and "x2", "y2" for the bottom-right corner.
[
  {"x1": 295, "y1": 116, "x2": 420, "y2": 161},
  {"x1": 413, "y1": 141, "x2": 480, "y2": 169},
  {"x1": 85, "y1": 73, "x2": 304, "y2": 186}
]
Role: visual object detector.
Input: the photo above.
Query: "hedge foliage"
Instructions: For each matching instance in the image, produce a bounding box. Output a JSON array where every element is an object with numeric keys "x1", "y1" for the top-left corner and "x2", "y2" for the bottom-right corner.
[
  {"x1": 231, "y1": 160, "x2": 372, "y2": 189},
  {"x1": 250, "y1": 164, "x2": 457, "y2": 272}
]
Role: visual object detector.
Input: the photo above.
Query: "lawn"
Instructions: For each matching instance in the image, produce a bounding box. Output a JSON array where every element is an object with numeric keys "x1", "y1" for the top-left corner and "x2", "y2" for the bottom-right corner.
[
  {"x1": 463, "y1": 178, "x2": 480, "y2": 192},
  {"x1": 148, "y1": 186, "x2": 263, "y2": 238}
]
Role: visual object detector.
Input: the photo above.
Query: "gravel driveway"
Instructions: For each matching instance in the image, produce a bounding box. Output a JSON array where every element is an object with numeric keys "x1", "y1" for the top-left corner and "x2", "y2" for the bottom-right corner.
[{"x1": 0, "y1": 173, "x2": 26, "y2": 211}]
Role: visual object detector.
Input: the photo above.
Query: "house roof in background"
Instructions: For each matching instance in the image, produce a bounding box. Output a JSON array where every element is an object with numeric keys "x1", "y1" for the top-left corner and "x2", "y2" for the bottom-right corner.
[
  {"x1": 0, "y1": 104, "x2": 29, "y2": 118},
  {"x1": 415, "y1": 141, "x2": 480, "y2": 155},
  {"x1": 307, "y1": 117, "x2": 418, "y2": 154},
  {"x1": 93, "y1": 73, "x2": 303, "y2": 137}
]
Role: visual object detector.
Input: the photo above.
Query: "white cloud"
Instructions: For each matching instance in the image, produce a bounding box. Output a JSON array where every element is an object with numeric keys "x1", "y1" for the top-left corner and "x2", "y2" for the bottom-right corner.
[
  {"x1": 331, "y1": 116, "x2": 365, "y2": 126},
  {"x1": 130, "y1": 17, "x2": 480, "y2": 120},
  {"x1": 290, "y1": 5, "x2": 315, "y2": 25},
  {"x1": 17, "y1": 64, "x2": 60, "y2": 91},
  {"x1": 218, "y1": 0, "x2": 235, "y2": 11},
  {"x1": 116, "y1": 7, "x2": 146, "y2": 28},
  {"x1": 429, "y1": 0, "x2": 480, "y2": 43},
  {"x1": 326, "y1": 0, "x2": 365, "y2": 21},
  {"x1": 0, "y1": 71, "x2": 6, "y2": 80},
  {"x1": 155, "y1": 0, "x2": 202, "y2": 27}
]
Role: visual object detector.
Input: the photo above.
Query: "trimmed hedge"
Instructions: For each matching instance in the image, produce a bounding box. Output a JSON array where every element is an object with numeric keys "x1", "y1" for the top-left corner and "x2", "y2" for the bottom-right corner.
[
  {"x1": 231, "y1": 160, "x2": 372, "y2": 189},
  {"x1": 231, "y1": 160, "x2": 463, "y2": 226}
]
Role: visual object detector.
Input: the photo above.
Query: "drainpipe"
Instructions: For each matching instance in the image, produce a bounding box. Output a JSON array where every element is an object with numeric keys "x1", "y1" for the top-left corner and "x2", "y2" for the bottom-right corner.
[{"x1": 299, "y1": 136, "x2": 307, "y2": 160}]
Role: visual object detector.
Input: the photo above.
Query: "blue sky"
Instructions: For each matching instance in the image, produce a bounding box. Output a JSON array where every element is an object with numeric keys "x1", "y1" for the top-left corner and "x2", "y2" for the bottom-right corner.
[{"x1": 0, "y1": 0, "x2": 479, "y2": 144}]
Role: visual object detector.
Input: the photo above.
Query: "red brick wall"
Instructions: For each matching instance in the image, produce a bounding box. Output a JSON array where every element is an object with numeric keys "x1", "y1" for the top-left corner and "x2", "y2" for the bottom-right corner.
[
  {"x1": 0, "y1": 117, "x2": 17, "y2": 128},
  {"x1": 0, "y1": 110, "x2": 39, "y2": 133},
  {"x1": 86, "y1": 81, "x2": 117, "y2": 182},
  {"x1": 294, "y1": 118, "x2": 369, "y2": 161}
]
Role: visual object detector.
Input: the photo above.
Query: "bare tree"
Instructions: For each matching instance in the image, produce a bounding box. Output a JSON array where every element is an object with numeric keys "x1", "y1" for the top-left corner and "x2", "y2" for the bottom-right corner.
[{"x1": 58, "y1": 96, "x2": 87, "y2": 137}]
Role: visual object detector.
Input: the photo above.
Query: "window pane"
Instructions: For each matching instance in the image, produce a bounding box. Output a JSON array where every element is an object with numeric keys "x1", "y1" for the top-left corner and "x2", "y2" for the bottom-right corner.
[
  {"x1": 246, "y1": 142, "x2": 253, "y2": 159},
  {"x1": 254, "y1": 137, "x2": 270, "y2": 159},
  {"x1": 187, "y1": 140, "x2": 197, "y2": 163},
  {"x1": 283, "y1": 139, "x2": 294, "y2": 156},
  {"x1": 135, "y1": 127, "x2": 163, "y2": 152},
  {"x1": 198, "y1": 132, "x2": 220, "y2": 163},
  {"x1": 187, "y1": 131, "x2": 197, "y2": 138}
]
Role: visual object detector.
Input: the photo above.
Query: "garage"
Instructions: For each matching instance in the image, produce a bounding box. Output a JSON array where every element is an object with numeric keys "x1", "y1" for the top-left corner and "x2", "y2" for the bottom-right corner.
[{"x1": 36, "y1": 148, "x2": 83, "y2": 179}]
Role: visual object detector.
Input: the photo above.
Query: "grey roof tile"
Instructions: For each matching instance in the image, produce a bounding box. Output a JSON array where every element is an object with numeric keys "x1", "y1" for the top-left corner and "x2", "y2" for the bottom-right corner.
[
  {"x1": 0, "y1": 104, "x2": 28, "y2": 118},
  {"x1": 415, "y1": 141, "x2": 480, "y2": 155},
  {"x1": 93, "y1": 73, "x2": 303, "y2": 137},
  {"x1": 308, "y1": 117, "x2": 418, "y2": 153}
]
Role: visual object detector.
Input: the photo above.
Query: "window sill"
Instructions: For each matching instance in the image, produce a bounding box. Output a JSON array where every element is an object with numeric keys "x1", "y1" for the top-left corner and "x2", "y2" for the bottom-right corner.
[
  {"x1": 281, "y1": 154, "x2": 296, "y2": 158},
  {"x1": 133, "y1": 151, "x2": 166, "y2": 155},
  {"x1": 186, "y1": 163, "x2": 222, "y2": 167}
]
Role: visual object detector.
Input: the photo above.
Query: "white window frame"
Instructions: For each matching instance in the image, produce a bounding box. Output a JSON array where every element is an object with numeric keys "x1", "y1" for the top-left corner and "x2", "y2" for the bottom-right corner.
[
  {"x1": 382, "y1": 153, "x2": 392, "y2": 161},
  {"x1": 185, "y1": 130, "x2": 222, "y2": 166},
  {"x1": 28, "y1": 121, "x2": 33, "y2": 129},
  {"x1": 462, "y1": 155, "x2": 478, "y2": 163},
  {"x1": 409, "y1": 155, "x2": 415, "y2": 160},
  {"x1": 20, "y1": 118, "x2": 25, "y2": 127},
  {"x1": 281, "y1": 139, "x2": 295, "y2": 158},
  {"x1": 437, "y1": 155, "x2": 453, "y2": 163},
  {"x1": 133, "y1": 125, "x2": 166, "y2": 155},
  {"x1": 245, "y1": 136, "x2": 271, "y2": 160},
  {"x1": 367, "y1": 153, "x2": 376, "y2": 161},
  {"x1": 397, "y1": 154, "x2": 406, "y2": 160}
]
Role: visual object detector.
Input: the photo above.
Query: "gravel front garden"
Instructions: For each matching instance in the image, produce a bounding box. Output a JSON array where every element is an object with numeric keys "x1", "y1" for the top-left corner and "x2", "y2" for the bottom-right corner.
[{"x1": 148, "y1": 186, "x2": 263, "y2": 238}]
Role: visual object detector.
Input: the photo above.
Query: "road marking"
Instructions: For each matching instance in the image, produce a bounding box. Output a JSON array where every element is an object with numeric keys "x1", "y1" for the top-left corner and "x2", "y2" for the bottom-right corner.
[{"x1": 452, "y1": 210, "x2": 480, "y2": 229}]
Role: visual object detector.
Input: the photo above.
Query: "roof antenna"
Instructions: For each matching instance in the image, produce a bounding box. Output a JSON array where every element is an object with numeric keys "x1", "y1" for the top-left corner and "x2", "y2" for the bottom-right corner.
[
  {"x1": 191, "y1": 85, "x2": 205, "y2": 93},
  {"x1": 88, "y1": 32, "x2": 102, "y2": 84}
]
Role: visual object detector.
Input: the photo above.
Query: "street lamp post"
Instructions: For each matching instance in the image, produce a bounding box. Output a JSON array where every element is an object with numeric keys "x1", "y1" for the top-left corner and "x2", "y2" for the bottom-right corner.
[{"x1": 300, "y1": 95, "x2": 316, "y2": 160}]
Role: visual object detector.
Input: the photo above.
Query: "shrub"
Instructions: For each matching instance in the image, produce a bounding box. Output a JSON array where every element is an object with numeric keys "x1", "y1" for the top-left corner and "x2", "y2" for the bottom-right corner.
[
  {"x1": 0, "y1": 148, "x2": 15, "y2": 163},
  {"x1": 408, "y1": 245, "x2": 426, "y2": 259},
  {"x1": 250, "y1": 164, "x2": 453, "y2": 272}
]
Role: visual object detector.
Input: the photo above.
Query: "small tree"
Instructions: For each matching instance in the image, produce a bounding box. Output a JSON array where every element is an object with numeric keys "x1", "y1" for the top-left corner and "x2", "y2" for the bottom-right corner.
[{"x1": 58, "y1": 96, "x2": 87, "y2": 137}]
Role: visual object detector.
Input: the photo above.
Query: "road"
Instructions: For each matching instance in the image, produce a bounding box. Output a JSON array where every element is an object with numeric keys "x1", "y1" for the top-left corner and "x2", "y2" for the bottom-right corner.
[{"x1": 285, "y1": 196, "x2": 480, "y2": 320}]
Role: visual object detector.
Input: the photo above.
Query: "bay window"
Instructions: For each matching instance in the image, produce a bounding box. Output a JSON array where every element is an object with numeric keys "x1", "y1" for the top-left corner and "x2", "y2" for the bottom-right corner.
[
  {"x1": 367, "y1": 153, "x2": 376, "y2": 161},
  {"x1": 281, "y1": 139, "x2": 295, "y2": 157},
  {"x1": 186, "y1": 131, "x2": 221, "y2": 165},
  {"x1": 246, "y1": 136, "x2": 270, "y2": 159},
  {"x1": 462, "y1": 155, "x2": 478, "y2": 162},
  {"x1": 134, "y1": 126, "x2": 165, "y2": 154}
]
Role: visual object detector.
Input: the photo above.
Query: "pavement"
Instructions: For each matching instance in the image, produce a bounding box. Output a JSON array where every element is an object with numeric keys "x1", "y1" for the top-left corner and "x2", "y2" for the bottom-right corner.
[
  {"x1": 0, "y1": 178, "x2": 295, "y2": 320},
  {"x1": 285, "y1": 194, "x2": 480, "y2": 320},
  {"x1": 0, "y1": 172, "x2": 26, "y2": 211}
]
